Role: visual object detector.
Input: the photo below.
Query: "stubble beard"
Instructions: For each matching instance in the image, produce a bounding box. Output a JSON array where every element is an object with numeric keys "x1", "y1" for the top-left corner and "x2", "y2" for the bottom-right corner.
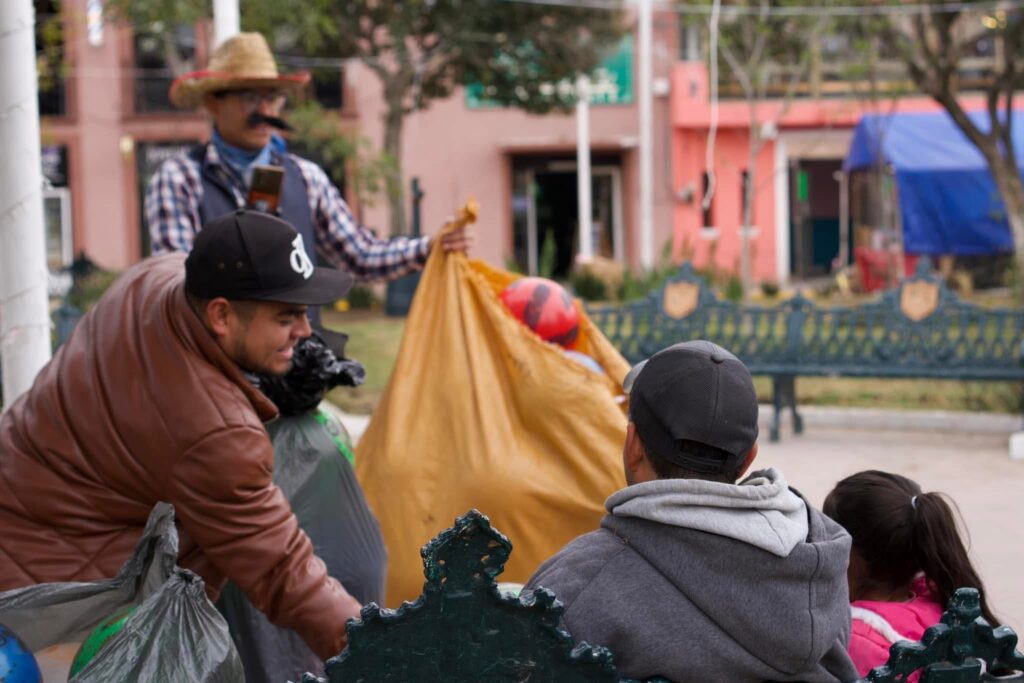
[{"x1": 229, "y1": 337, "x2": 291, "y2": 377}]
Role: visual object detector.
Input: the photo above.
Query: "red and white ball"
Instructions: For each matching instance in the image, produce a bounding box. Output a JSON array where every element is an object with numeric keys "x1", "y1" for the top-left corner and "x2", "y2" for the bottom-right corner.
[{"x1": 500, "y1": 277, "x2": 580, "y2": 349}]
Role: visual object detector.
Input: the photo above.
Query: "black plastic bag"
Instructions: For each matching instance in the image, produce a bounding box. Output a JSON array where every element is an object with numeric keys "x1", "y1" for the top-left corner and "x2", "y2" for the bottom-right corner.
[
  {"x1": 256, "y1": 330, "x2": 365, "y2": 416},
  {"x1": 0, "y1": 503, "x2": 243, "y2": 682},
  {"x1": 217, "y1": 409, "x2": 387, "y2": 683}
]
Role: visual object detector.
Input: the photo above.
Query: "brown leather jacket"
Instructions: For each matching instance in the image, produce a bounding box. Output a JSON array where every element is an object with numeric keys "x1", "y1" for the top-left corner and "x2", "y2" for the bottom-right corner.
[{"x1": 0, "y1": 254, "x2": 353, "y2": 659}]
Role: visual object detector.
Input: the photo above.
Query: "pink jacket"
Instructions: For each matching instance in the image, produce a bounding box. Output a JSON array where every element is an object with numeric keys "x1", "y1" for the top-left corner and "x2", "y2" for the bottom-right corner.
[{"x1": 849, "y1": 577, "x2": 944, "y2": 679}]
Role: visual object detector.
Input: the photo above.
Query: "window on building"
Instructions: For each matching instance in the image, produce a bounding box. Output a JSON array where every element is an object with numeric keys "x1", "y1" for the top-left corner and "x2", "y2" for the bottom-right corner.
[
  {"x1": 701, "y1": 172, "x2": 715, "y2": 228},
  {"x1": 311, "y1": 67, "x2": 344, "y2": 109},
  {"x1": 274, "y1": 52, "x2": 345, "y2": 110},
  {"x1": 679, "y1": 21, "x2": 701, "y2": 62},
  {"x1": 41, "y1": 145, "x2": 72, "y2": 271},
  {"x1": 36, "y1": 0, "x2": 66, "y2": 116},
  {"x1": 133, "y1": 24, "x2": 197, "y2": 114},
  {"x1": 740, "y1": 169, "x2": 752, "y2": 225}
]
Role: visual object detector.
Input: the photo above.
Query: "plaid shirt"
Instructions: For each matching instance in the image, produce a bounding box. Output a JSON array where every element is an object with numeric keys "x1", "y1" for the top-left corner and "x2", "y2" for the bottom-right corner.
[{"x1": 145, "y1": 143, "x2": 431, "y2": 281}]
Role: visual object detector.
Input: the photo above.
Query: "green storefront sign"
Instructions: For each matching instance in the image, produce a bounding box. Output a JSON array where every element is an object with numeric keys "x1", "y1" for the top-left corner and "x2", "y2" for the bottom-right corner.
[{"x1": 465, "y1": 35, "x2": 634, "y2": 108}]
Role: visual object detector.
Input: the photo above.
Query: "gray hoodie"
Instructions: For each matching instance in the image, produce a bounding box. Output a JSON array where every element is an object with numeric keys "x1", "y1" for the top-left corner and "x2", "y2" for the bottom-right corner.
[{"x1": 525, "y1": 469, "x2": 859, "y2": 683}]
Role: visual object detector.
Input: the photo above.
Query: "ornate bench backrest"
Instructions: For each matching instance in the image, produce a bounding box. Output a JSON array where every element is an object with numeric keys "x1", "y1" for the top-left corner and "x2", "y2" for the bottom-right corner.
[
  {"x1": 304, "y1": 510, "x2": 623, "y2": 682},
  {"x1": 587, "y1": 261, "x2": 1024, "y2": 378},
  {"x1": 858, "y1": 588, "x2": 1024, "y2": 682},
  {"x1": 587, "y1": 263, "x2": 789, "y2": 367},
  {"x1": 794, "y1": 261, "x2": 1024, "y2": 376}
]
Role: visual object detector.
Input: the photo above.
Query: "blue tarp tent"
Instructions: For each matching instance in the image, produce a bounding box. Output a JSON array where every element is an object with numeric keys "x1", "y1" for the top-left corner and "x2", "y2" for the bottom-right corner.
[{"x1": 843, "y1": 110, "x2": 1022, "y2": 255}]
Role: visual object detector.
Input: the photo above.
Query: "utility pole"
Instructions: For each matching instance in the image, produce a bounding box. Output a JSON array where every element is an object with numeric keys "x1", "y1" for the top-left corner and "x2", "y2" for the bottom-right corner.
[
  {"x1": 213, "y1": 0, "x2": 240, "y2": 48},
  {"x1": 1, "y1": 0, "x2": 52, "y2": 409},
  {"x1": 576, "y1": 76, "x2": 594, "y2": 261},
  {"x1": 638, "y1": 0, "x2": 654, "y2": 270}
]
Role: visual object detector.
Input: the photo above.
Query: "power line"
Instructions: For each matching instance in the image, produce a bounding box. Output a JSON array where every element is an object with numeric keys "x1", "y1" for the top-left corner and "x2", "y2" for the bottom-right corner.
[{"x1": 498, "y1": 0, "x2": 1024, "y2": 17}]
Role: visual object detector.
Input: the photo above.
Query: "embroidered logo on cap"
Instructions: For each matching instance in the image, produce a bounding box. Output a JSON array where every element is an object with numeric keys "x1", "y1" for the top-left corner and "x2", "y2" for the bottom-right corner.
[{"x1": 289, "y1": 235, "x2": 314, "y2": 280}]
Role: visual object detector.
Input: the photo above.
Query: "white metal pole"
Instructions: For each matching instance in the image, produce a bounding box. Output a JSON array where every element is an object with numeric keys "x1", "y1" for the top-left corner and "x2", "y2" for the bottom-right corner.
[
  {"x1": 1, "y1": 0, "x2": 52, "y2": 409},
  {"x1": 526, "y1": 169, "x2": 539, "y2": 276},
  {"x1": 213, "y1": 0, "x2": 240, "y2": 48},
  {"x1": 836, "y1": 170, "x2": 850, "y2": 268},
  {"x1": 638, "y1": 0, "x2": 654, "y2": 270},
  {"x1": 576, "y1": 76, "x2": 594, "y2": 261}
]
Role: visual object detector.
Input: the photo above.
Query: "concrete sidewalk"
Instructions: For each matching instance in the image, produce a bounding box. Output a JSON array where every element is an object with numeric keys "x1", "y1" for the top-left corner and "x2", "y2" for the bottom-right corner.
[
  {"x1": 760, "y1": 404, "x2": 1020, "y2": 437},
  {"x1": 332, "y1": 403, "x2": 1021, "y2": 447},
  {"x1": 760, "y1": 426, "x2": 1024, "y2": 631}
]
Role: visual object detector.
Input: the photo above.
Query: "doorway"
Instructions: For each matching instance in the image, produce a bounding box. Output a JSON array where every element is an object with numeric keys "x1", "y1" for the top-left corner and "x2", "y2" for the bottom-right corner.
[
  {"x1": 789, "y1": 159, "x2": 850, "y2": 279},
  {"x1": 511, "y1": 155, "x2": 624, "y2": 278}
]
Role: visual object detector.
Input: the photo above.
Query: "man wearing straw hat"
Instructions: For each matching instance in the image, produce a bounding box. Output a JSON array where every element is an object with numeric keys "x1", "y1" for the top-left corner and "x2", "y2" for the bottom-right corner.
[{"x1": 145, "y1": 32, "x2": 470, "y2": 297}]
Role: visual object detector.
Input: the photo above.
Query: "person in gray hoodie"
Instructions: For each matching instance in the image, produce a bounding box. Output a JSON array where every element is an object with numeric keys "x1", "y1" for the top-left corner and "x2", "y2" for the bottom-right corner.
[{"x1": 525, "y1": 340, "x2": 859, "y2": 683}]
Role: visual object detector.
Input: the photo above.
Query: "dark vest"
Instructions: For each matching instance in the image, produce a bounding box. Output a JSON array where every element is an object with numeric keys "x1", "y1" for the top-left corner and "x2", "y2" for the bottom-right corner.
[{"x1": 192, "y1": 144, "x2": 323, "y2": 323}]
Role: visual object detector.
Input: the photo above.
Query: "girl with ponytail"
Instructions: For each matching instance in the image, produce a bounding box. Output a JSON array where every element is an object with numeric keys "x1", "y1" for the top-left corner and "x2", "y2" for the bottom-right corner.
[{"x1": 823, "y1": 470, "x2": 998, "y2": 677}]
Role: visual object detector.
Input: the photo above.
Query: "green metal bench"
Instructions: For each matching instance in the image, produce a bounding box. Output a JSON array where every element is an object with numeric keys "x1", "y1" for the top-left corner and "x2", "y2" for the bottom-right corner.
[
  {"x1": 587, "y1": 261, "x2": 1024, "y2": 441},
  {"x1": 300, "y1": 510, "x2": 1023, "y2": 683}
]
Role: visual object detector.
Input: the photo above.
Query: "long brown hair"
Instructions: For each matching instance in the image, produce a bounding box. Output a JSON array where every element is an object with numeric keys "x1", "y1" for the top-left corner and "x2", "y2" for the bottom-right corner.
[{"x1": 823, "y1": 470, "x2": 997, "y2": 624}]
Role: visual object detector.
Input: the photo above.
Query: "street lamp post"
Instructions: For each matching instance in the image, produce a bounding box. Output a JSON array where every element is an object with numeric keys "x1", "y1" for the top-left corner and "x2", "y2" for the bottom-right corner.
[
  {"x1": 638, "y1": 0, "x2": 654, "y2": 270},
  {"x1": 213, "y1": 0, "x2": 240, "y2": 47},
  {"x1": 576, "y1": 76, "x2": 593, "y2": 262}
]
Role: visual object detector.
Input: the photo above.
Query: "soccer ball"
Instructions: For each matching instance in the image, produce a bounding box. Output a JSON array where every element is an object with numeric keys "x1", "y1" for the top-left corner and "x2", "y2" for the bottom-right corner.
[{"x1": 500, "y1": 277, "x2": 580, "y2": 349}]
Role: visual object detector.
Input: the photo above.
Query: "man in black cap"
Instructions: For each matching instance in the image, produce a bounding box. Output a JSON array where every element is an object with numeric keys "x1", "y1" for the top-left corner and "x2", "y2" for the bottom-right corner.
[
  {"x1": 524, "y1": 341, "x2": 858, "y2": 683},
  {"x1": 0, "y1": 210, "x2": 361, "y2": 661}
]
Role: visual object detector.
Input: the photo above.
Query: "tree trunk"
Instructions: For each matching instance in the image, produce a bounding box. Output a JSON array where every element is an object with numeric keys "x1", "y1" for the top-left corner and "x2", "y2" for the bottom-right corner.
[
  {"x1": 382, "y1": 99, "x2": 407, "y2": 236},
  {"x1": 987, "y1": 147, "x2": 1024, "y2": 284},
  {"x1": 742, "y1": 112, "x2": 759, "y2": 303}
]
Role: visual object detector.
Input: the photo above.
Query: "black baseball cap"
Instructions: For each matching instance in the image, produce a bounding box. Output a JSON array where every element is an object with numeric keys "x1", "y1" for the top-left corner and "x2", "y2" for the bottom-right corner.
[
  {"x1": 624, "y1": 340, "x2": 759, "y2": 474},
  {"x1": 184, "y1": 210, "x2": 353, "y2": 305}
]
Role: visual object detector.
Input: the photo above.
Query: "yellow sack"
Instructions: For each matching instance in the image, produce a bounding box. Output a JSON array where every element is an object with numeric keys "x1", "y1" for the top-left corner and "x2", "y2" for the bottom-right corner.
[{"x1": 356, "y1": 218, "x2": 629, "y2": 606}]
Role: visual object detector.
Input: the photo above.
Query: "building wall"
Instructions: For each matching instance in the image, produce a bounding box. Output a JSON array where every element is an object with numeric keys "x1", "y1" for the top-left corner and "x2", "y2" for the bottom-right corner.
[
  {"x1": 670, "y1": 61, "x2": 995, "y2": 283},
  {"x1": 350, "y1": 11, "x2": 679, "y2": 273},
  {"x1": 41, "y1": 0, "x2": 209, "y2": 271}
]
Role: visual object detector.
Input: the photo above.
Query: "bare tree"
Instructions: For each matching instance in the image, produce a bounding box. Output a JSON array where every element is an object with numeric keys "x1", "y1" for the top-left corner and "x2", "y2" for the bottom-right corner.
[{"x1": 882, "y1": 3, "x2": 1024, "y2": 278}]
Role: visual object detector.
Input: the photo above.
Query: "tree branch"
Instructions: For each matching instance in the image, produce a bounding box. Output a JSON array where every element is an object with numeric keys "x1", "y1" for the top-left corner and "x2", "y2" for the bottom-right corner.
[
  {"x1": 720, "y1": 40, "x2": 754, "y2": 100},
  {"x1": 747, "y1": 0, "x2": 771, "y2": 68}
]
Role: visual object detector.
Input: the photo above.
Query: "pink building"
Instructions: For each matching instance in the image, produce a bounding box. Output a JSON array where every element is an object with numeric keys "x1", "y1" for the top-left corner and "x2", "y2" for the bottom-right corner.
[
  {"x1": 670, "y1": 61, "x2": 992, "y2": 285},
  {"x1": 42, "y1": 4, "x2": 679, "y2": 281},
  {"x1": 39, "y1": 4, "x2": 996, "y2": 287},
  {"x1": 36, "y1": 0, "x2": 212, "y2": 271},
  {"x1": 335, "y1": 12, "x2": 680, "y2": 279}
]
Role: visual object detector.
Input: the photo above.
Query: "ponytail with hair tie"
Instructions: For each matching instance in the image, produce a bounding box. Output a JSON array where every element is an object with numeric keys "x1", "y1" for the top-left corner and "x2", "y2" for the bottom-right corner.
[{"x1": 824, "y1": 471, "x2": 999, "y2": 626}]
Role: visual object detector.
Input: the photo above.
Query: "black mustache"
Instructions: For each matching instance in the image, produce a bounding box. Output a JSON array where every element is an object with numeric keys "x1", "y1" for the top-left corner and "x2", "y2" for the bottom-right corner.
[{"x1": 246, "y1": 112, "x2": 293, "y2": 132}]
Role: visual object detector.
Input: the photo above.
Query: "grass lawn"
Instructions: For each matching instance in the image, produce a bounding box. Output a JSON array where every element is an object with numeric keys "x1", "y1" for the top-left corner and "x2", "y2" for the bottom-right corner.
[
  {"x1": 321, "y1": 309, "x2": 406, "y2": 414},
  {"x1": 752, "y1": 376, "x2": 1021, "y2": 414},
  {"x1": 321, "y1": 309, "x2": 1022, "y2": 416}
]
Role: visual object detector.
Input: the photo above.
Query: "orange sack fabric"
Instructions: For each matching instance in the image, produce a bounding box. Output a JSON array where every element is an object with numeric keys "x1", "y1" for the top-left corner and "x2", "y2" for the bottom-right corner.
[{"x1": 356, "y1": 245, "x2": 629, "y2": 606}]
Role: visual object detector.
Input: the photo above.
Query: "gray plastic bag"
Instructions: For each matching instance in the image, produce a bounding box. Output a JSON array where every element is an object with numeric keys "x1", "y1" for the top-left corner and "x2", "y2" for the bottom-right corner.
[
  {"x1": 217, "y1": 408, "x2": 387, "y2": 683},
  {"x1": 0, "y1": 502, "x2": 243, "y2": 682}
]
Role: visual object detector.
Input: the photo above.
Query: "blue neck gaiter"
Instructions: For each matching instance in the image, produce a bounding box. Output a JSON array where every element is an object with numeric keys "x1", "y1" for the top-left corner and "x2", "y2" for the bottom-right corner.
[{"x1": 211, "y1": 127, "x2": 284, "y2": 185}]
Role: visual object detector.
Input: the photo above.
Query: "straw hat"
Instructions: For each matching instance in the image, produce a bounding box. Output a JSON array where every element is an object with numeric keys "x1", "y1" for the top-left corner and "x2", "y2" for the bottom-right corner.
[{"x1": 169, "y1": 32, "x2": 310, "y2": 109}]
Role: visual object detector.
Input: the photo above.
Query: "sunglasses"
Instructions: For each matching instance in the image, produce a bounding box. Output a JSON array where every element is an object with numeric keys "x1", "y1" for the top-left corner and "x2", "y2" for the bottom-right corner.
[{"x1": 214, "y1": 89, "x2": 287, "y2": 110}]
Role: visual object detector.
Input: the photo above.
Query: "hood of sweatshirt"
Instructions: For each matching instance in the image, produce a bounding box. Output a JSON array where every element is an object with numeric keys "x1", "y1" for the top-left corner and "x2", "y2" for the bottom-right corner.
[
  {"x1": 602, "y1": 469, "x2": 854, "y2": 677},
  {"x1": 606, "y1": 468, "x2": 809, "y2": 557}
]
